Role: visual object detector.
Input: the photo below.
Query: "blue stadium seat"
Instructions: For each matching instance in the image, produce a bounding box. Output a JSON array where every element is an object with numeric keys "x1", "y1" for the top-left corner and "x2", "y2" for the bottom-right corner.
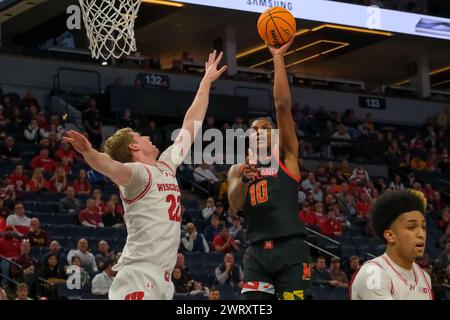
[
  {"x1": 96, "y1": 227, "x2": 119, "y2": 238},
  {"x1": 205, "y1": 252, "x2": 225, "y2": 268},
  {"x1": 356, "y1": 244, "x2": 369, "y2": 257},
  {"x1": 185, "y1": 252, "x2": 205, "y2": 269},
  {"x1": 173, "y1": 293, "x2": 189, "y2": 300},
  {"x1": 56, "y1": 283, "x2": 81, "y2": 300},
  {"x1": 41, "y1": 192, "x2": 66, "y2": 202},
  {"x1": 341, "y1": 245, "x2": 357, "y2": 257},
  {"x1": 53, "y1": 214, "x2": 77, "y2": 225},
  {"x1": 22, "y1": 192, "x2": 40, "y2": 201},
  {"x1": 217, "y1": 284, "x2": 237, "y2": 300},
  {"x1": 29, "y1": 246, "x2": 42, "y2": 260}
]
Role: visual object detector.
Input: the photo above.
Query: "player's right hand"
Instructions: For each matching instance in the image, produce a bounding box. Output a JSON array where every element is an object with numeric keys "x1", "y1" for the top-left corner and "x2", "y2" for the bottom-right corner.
[
  {"x1": 242, "y1": 148, "x2": 258, "y2": 182},
  {"x1": 63, "y1": 130, "x2": 93, "y2": 154}
]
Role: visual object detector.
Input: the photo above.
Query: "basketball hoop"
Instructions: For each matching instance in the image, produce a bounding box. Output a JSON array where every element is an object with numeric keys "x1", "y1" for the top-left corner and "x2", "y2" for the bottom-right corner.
[{"x1": 79, "y1": 0, "x2": 142, "y2": 60}]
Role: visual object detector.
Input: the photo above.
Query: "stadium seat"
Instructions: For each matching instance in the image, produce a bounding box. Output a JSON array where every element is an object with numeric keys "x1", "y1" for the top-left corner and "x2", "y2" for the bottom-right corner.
[
  {"x1": 340, "y1": 245, "x2": 357, "y2": 257},
  {"x1": 41, "y1": 192, "x2": 66, "y2": 202},
  {"x1": 205, "y1": 252, "x2": 224, "y2": 267},
  {"x1": 217, "y1": 284, "x2": 237, "y2": 300},
  {"x1": 22, "y1": 192, "x2": 40, "y2": 201},
  {"x1": 56, "y1": 283, "x2": 81, "y2": 300},
  {"x1": 185, "y1": 252, "x2": 205, "y2": 269}
]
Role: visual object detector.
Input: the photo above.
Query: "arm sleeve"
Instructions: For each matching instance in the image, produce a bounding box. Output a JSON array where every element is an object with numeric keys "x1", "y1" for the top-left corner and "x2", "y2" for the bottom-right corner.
[
  {"x1": 182, "y1": 235, "x2": 194, "y2": 251},
  {"x1": 351, "y1": 263, "x2": 394, "y2": 300},
  {"x1": 201, "y1": 234, "x2": 210, "y2": 253},
  {"x1": 158, "y1": 144, "x2": 184, "y2": 173},
  {"x1": 120, "y1": 163, "x2": 152, "y2": 202},
  {"x1": 215, "y1": 267, "x2": 228, "y2": 284},
  {"x1": 90, "y1": 254, "x2": 98, "y2": 273}
]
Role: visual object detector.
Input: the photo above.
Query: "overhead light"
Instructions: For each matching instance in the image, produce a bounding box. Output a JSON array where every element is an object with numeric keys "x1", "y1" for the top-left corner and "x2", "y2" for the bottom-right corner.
[
  {"x1": 312, "y1": 24, "x2": 393, "y2": 36},
  {"x1": 236, "y1": 29, "x2": 310, "y2": 59},
  {"x1": 249, "y1": 40, "x2": 349, "y2": 69},
  {"x1": 142, "y1": 0, "x2": 184, "y2": 8},
  {"x1": 102, "y1": 61, "x2": 108, "y2": 66},
  {"x1": 285, "y1": 41, "x2": 349, "y2": 69},
  {"x1": 429, "y1": 66, "x2": 450, "y2": 76},
  {"x1": 285, "y1": 54, "x2": 321, "y2": 68}
]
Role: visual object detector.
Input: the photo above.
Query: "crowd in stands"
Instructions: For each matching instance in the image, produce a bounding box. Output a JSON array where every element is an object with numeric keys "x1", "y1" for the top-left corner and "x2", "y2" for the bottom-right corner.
[{"x1": 0, "y1": 88, "x2": 449, "y2": 300}]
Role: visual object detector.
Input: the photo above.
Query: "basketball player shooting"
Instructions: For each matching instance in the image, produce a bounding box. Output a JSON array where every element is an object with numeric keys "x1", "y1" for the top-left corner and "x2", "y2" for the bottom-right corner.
[
  {"x1": 227, "y1": 36, "x2": 311, "y2": 300},
  {"x1": 351, "y1": 190, "x2": 433, "y2": 300},
  {"x1": 63, "y1": 50, "x2": 227, "y2": 300}
]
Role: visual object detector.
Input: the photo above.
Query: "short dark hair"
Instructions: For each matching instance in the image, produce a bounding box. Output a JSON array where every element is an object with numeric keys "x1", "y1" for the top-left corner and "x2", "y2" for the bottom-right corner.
[{"x1": 370, "y1": 190, "x2": 426, "y2": 242}]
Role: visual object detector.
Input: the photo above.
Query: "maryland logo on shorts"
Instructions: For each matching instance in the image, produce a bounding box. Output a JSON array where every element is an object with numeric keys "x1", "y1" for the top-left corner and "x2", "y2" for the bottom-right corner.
[
  {"x1": 302, "y1": 262, "x2": 312, "y2": 280},
  {"x1": 282, "y1": 290, "x2": 304, "y2": 300}
]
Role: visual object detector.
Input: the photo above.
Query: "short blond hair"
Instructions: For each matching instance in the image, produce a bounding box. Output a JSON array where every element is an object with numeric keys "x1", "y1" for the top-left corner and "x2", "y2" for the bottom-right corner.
[{"x1": 104, "y1": 127, "x2": 135, "y2": 163}]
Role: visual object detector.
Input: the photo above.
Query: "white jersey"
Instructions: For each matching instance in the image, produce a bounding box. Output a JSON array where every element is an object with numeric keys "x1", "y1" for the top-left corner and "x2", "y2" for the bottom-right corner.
[
  {"x1": 113, "y1": 144, "x2": 184, "y2": 276},
  {"x1": 351, "y1": 253, "x2": 433, "y2": 300}
]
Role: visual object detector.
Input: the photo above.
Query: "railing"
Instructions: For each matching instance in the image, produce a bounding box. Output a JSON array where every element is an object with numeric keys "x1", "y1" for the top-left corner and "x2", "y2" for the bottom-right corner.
[
  {"x1": 0, "y1": 254, "x2": 22, "y2": 286},
  {"x1": 305, "y1": 240, "x2": 341, "y2": 260}
]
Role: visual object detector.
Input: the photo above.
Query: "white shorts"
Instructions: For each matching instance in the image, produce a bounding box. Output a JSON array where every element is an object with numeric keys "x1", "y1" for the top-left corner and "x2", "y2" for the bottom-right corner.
[{"x1": 108, "y1": 263, "x2": 174, "y2": 300}]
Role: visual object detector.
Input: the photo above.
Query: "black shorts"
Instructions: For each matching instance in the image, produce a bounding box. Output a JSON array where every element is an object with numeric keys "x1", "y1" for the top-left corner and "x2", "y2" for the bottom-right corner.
[{"x1": 242, "y1": 236, "x2": 311, "y2": 300}]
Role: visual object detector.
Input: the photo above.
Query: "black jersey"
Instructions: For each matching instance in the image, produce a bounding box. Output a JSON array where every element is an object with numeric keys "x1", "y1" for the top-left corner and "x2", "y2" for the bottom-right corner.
[{"x1": 242, "y1": 158, "x2": 307, "y2": 243}]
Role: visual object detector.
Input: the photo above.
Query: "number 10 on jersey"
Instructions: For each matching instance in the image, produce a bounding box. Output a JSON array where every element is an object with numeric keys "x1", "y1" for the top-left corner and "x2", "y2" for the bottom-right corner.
[{"x1": 249, "y1": 180, "x2": 268, "y2": 206}]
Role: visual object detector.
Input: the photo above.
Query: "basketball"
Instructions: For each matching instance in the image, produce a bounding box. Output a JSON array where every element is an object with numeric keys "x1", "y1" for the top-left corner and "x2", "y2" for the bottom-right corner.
[{"x1": 257, "y1": 7, "x2": 296, "y2": 46}]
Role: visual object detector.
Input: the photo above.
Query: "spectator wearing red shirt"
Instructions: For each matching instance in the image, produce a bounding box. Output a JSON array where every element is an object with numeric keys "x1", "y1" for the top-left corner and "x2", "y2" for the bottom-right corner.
[
  {"x1": 26, "y1": 168, "x2": 49, "y2": 192},
  {"x1": 79, "y1": 199, "x2": 103, "y2": 228},
  {"x1": 61, "y1": 156, "x2": 72, "y2": 175},
  {"x1": 24, "y1": 218, "x2": 49, "y2": 247},
  {"x1": 438, "y1": 207, "x2": 449, "y2": 231},
  {"x1": 299, "y1": 205, "x2": 318, "y2": 227},
  {"x1": 108, "y1": 194, "x2": 124, "y2": 216},
  {"x1": 350, "y1": 163, "x2": 369, "y2": 183},
  {"x1": 423, "y1": 183, "x2": 435, "y2": 202},
  {"x1": 213, "y1": 227, "x2": 240, "y2": 254},
  {"x1": 356, "y1": 192, "x2": 372, "y2": 219},
  {"x1": 328, "y1": 177, "x2": 342, "y2": 194},
  {"x1": 72, "y1": 169, "x2": 92, "y2": 195},
  {"x1": 431, "y1": 191, "x2": 445, "y2": 214},
  {"x1": 92, "y1": 189, "x2": 107, "y2": 214},
  {"x1": 0, "y1": 226, "x2": 21, "y2": 285},
  {"x1": 314, "y1": 202, "x2": 326, "y2": 223},
  {"x1": 31, "y1": 149, "x2": 56, "y2": 173},
  {"x1": 9, "y1": 164, "x2": 29, "y2": 193},
  {"x1": 55, "y1": 141, "x2": 77, "y2": 164},
  {"x1": 48, "y1": 166, "x2": 68, "y2": 193},
  {"x1": 11, "y1": 240, "x2": 39, "y2": 285},
  {"x1": 319, "y1": 211, "x2": 342, "y2": 237}
]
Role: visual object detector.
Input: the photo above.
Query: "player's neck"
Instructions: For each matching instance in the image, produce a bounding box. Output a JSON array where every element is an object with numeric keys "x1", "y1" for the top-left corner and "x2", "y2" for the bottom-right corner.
[{"x1": 385, "y1": 247, "x2": 413, "y2": 270}]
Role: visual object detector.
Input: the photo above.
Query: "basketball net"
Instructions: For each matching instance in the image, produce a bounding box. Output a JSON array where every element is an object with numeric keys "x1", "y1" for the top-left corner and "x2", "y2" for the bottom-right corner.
[{"x1": 79, "y1": 0, "x2": 142, "y2": 60}]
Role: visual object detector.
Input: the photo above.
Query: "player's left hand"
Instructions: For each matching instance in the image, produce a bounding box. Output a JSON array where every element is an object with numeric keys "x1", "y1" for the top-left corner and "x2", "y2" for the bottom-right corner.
[
  {"x1": 203, "y1": 50, "x2": 228, "y2": 82},
  {"x1": 63, "y1": 130, "x2": 93, "y2": 154},
  {"x1": 268, "y1": 36, "x2": 295, "y2": 57}
]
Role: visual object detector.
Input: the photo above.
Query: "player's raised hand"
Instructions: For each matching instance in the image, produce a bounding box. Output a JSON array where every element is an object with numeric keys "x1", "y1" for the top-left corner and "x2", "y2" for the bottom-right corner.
[
  {"x1": 63, "y1": 130, "x2": 93, "y2": 154},
  {"x1": 268, "y1": 35, "x2": 295, "y2": 57},
  {"x1": 203, "y1": 50, "x2": 228, "y2": 82}
]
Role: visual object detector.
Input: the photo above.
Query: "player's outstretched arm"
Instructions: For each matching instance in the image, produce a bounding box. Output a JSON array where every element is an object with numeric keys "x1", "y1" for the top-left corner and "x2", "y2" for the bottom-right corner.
[
  {"x1": 175, "y1": 50, "x2": 227, "y2": 158},
  {"x1": 269, "y1": 38, "x2": 300, "y2": 179},
  {"x1": 63, "y1": 130, "x2": 132, "y2": 186}
]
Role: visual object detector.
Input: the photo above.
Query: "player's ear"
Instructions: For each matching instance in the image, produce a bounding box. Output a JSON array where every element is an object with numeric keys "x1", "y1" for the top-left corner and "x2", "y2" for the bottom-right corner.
[
  {"x1": 384, "y1": 229, "x2": 395, "y2": 244},
  {"x1": 128, "y1": 143, "x2": 139, "y2": 152}
]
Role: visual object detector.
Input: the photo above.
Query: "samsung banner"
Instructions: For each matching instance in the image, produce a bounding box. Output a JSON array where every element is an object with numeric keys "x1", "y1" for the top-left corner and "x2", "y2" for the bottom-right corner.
[{"x1": 174, "y1": 0, "x2": 450, "y2": 40}]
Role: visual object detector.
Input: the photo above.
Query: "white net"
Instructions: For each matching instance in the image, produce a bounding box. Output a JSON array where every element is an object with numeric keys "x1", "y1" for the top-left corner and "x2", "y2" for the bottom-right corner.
[{"x1": 79, "y1": 0, "x2": 142, "y2": 60}]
